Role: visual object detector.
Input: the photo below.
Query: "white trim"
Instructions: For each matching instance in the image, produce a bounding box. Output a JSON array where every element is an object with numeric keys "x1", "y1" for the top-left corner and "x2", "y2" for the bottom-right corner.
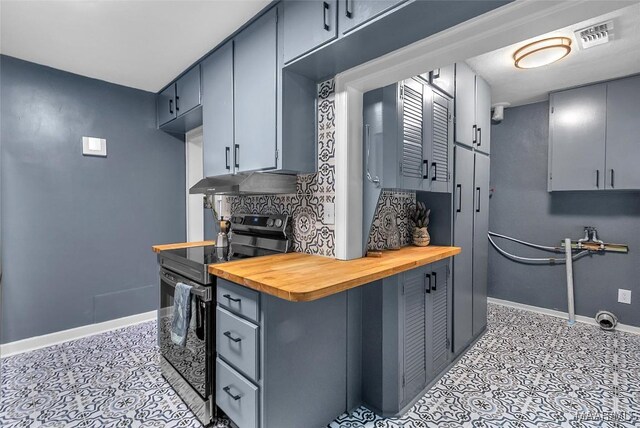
[
  {"x1": 332, "y1": 0, "x2": 629, "y2": 259},
  {"x1": 488, "y1": 297, "x2": 640, "y2": 336},
  {"x1": 1, "y1": 310, "x2": 157, "y2": 357}
]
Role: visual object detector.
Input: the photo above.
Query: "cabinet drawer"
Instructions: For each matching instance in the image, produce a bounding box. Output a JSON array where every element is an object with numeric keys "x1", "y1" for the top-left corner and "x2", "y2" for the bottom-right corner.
[
  {"x1": 217, "y1": 306, "x2": 259, "y2": 382},
  {"x1": 216, "y1": 358, "x2": 259, "y2": 428},
  {"x1": 217, "y1": 279, "x2": 260, "y2": 323}
]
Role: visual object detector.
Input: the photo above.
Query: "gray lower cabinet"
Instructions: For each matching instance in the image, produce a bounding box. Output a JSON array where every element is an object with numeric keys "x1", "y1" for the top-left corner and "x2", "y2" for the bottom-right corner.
[
  {"x1": 202, "y1": 42, "x2": 233, "y2": 177},
  {"x1": 362, "y1": 260, "x2": 451, "y2": 416},
  {"x1": 338, "y1": 0, "x2": 406, "y2": 35},
  {"x1": 452, "y1": 145, "x2": 474, "y2": 354},
  {"x1": 362, "y1": 77, "x2": 453, "y2": 193},
  {"x1": 605, "y1": 75, "x2": 640, "y2": 190},
  {"x1": 283, "y1": 0, "x2": 337, "y2": 64},
  {"x1": 453, "y1": 145, "x2": 490, "y2": 352},
  {"x1": 215, "y1": 278, "x2": 347, "y2": 428},
  {"x1": 548, "y1": 83, "x2": 607, "y2": 191},
  {"x1": 472, "y1": 153, "x2": 490, "y2": 336},
  {"x1": 234, "y1": 7, "x2": 278, "y2": 172}
]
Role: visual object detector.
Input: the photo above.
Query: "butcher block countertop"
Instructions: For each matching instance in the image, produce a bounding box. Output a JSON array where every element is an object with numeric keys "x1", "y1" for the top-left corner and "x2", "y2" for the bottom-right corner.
[
  {"x1": 209, "y1": 245, "x2": 460, "y2": 302},
  {"x1": 152, "y1": 241, "x2": 215, "y2": 253}
]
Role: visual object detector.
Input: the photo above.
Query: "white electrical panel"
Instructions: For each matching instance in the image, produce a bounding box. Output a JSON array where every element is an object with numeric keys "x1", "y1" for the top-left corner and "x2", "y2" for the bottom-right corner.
[{"x1": 82, "y1": 136, "x2": 107, "y2": 157}]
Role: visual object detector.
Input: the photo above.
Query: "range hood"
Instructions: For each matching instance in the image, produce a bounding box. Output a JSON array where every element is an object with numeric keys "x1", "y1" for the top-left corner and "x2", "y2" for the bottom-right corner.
[{"x1": 189, "y1": 171, "x2": 297, "y2": 195}]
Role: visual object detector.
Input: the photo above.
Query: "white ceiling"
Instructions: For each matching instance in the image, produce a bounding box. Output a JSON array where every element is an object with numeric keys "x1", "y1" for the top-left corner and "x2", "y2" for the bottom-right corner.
[
  {"x1": 0, "y1": 0, "x2": 271, "y2": 92},
  {"x1": 467, "y1": 2, "x2": 640, "y2": 107}
]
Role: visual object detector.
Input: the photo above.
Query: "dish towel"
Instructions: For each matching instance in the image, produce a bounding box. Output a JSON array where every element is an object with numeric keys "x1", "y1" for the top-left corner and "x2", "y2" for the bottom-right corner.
[{"x1": 171, "y1": 282, "x2": 192, "y2": 347}]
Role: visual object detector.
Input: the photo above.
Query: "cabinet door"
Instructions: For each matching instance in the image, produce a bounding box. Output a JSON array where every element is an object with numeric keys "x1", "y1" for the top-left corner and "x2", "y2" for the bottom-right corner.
[
  {"x1": 472, "y1": 153, "x2": 490, "y2": 336},
  {"x1": 605, "y1": 75, "x2": 640, "y2": 190},
  {"x1": 426, "y1": 261, "x2": 449, "y2": 379},
  {"x1": 234, "y1": 7, "x2": 278, "y2": 172},
  {"x1": 452, "y1": 145, "x2": 474, "y2": 354},
  {"x1": 429, "y1": 64, "x2": 455, "y2": 97},
  {"x1": 549, "y1": 84, "x2": 606, "y2": 191},
  {"x1": 474, "y1": 75, "x2": 491, "y2": 155},
  {"x1": 402, "y1": 266, "x2": 427, "y2": 404},
  {"x1": 428, "y1": 90, "x2": 453, "y2": 193},
  {"x1": 175, "y1": 66, "x2": 201, "y2": 117},
  {"x1": 338, "y1": 0, "x2": 405, "y2": 35},
  {"x1": 202, "y1": 42, "x2": 234, "y2": 177},
  {"x1": 283, "y1": 0, "x2": 337, "y2": 63},
  {"x1": 454, "y1": 62, "x2": 476, "y2": 149},
  {"x1": 157, "y1": 84, "x2": 176, "y2": 126},
  {"x1": 399, "y1": 78, "x2": 427, "y2": 191}
]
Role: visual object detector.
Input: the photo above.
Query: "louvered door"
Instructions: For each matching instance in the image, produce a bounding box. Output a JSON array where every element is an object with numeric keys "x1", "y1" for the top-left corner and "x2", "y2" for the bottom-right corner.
[
  {"x1": 429, "y1": 91, "x2": 453, "y2": 193},
  {"x1": 427, "y1": 262, "x2": 449, "y2": 377},
  {"x1": 402, "y1": 266, "x2": 427, "y2": 403},
  {"x1": 400, "y1": 78, "x2": 426, "y2": 190}
]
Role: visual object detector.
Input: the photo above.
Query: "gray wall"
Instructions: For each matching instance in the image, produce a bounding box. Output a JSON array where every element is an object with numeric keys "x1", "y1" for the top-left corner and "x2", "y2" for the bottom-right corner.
[
  {"x1": 488, "y1": 101, "x2": 640, "y2": 327},
  {"x1": 1, "y1": 55, "x2": 186, "y2": 343}
]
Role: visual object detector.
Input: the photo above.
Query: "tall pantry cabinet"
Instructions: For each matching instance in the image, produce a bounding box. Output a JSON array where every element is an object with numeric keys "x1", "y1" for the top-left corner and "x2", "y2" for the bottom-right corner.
[{"x1": 452, "y1": 62, "x2": 491, "y2": 353}]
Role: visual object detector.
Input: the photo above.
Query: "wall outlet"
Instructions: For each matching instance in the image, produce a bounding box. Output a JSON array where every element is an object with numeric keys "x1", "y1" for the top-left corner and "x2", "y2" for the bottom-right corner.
[
  {"x1": 618, "y1": 289, "x2": 632, "y2": 304},
  {"x1": 323, "y1": 202, "x2": 335, "y2": 225}
]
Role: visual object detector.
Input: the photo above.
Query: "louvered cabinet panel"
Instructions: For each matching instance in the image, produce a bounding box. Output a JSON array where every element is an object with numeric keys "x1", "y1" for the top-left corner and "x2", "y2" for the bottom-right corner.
[
  {"x1": 429, "y1": 91, "x2": 453, "y2": 193},
  {"x1": 428, "y1": 262, "x2": 449, "y2": 376},
  {"x1": 400, "y1": 78, "x2": 426, "y2": 190},
  {"x1": 402, "y1": 266, "x2": 427, "y2": 403}
]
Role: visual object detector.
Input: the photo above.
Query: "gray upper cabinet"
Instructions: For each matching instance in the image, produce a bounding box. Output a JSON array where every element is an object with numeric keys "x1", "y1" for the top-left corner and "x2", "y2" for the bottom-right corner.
[
  {"x1": 157, "y1": 85, "x2": 176, "y2": 126},
  {"x1": 454, "y1": 62, "x2": 475, "y2": 148},
  {"x1": 283, "y1": 0, "x2": 337, "y2": 64},
  {"x1": 474, "y1": 75, "x2": 491, "y2": 155},
  {"x1": 202, "y1": 42, "x2": 234, "y2": 177},
  {"x1": 472, "y1": 153, "x2": 489, "y2": 336},
  {"x1": 362, "y1": 77, "x2": 453, "y2": 194},
  {"x1": 175, "y1": 66, "x2": 201, "y2": 117},
  {"x1": 428, "y1": 90, "x2": 453, "y2": 193},
  {"x1": 427, "y1": 64, "x2": 455, "y2": 98},
  {"x1": 338, "y1": 0, "x2": 406, "y2": 35},
  {"x1": 605, "y1": 75, "x2": 640, "y2": 190},
  {"x1": 452, "y1": 145, "x2": 474, "y2": 354},
  {"x1": 234, "y1": 7, "x2": 278, "y2": 172},
  {"x1": 548, "y1": 84, "x2": 607, "y2": 191},
  {"x1": 455, "y1": 62, "x2": 491, "y2": 154}
]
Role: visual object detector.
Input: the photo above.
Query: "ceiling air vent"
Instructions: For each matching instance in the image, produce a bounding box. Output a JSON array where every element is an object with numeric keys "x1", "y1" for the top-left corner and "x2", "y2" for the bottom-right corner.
[{"x1": 575, "y1": 21, "x2": 613, "y2": 50}]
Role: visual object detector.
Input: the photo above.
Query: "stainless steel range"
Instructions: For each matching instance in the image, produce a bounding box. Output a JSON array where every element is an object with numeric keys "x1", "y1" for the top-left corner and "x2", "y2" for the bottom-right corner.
[{"x1": 157, "y1": 214, "x2": 291, "y2": 426}]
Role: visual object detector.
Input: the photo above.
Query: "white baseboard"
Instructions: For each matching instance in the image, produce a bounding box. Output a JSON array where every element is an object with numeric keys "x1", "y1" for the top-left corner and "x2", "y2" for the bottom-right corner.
[
  {"x1": 1, "y1": 310, "x2": 157, "y2": 358},
  {"x1": 488, "y1": 297, "x2": 640, "y2": 335}
]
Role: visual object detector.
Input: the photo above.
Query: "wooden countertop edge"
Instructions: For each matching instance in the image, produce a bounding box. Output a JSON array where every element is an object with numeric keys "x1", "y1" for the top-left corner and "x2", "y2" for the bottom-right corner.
[
  {"x1": 152, "y1": 241, "x2": 215, "y2": 253},
  {"x1": 209, "y1": 247, "x2": 461, "y2": 302}
]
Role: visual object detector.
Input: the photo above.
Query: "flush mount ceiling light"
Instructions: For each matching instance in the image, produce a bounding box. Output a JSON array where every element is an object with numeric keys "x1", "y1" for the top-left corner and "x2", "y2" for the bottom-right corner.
[{"x1": 513, "y1": 37, "x2": 572, "y2": 69}]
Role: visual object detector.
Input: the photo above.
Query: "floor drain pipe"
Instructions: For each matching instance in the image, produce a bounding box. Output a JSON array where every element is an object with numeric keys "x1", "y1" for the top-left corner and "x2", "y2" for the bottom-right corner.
[{"x1": 565, "y1": 238, "x2": 576, "y2": 325}]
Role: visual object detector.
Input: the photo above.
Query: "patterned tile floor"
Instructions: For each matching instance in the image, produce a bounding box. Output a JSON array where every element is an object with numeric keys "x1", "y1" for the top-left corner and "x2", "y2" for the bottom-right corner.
[{"x1": 1, "y1": 304, "x2": 639, "y2": 427}]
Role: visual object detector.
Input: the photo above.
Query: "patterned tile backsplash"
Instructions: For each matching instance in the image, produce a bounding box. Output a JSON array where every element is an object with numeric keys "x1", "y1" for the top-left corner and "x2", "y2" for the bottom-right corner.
[
  {"x1": 367, "y1": 190, "x2": 417, "y2": 251},
  {"x1": 222, "y1": 79, "x2": 336, "y2": 257}
]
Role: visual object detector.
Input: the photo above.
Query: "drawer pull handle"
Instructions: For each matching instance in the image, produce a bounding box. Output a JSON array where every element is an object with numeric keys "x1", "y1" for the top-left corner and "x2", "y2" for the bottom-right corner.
[
  {"x1": 223, "y1": 331, "x2": 242, "y2": 343},
  {"x1": 223, "y1": 386, "x2": 242, "y2": 401},
  {"x1": 223, "y1": 294, "x2": 241, "y2": 303}
]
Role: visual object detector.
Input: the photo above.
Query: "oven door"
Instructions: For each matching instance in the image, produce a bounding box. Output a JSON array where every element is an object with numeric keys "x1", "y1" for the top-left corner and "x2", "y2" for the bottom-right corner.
[{"x1": 159, "y1": 268, "x2": 214, "y2": 400}]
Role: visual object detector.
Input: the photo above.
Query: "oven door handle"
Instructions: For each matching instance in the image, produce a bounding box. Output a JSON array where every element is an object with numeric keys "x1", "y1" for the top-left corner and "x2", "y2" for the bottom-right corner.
[{"x1": 161, "y1": 269, "x2": 212, "y2": 302}]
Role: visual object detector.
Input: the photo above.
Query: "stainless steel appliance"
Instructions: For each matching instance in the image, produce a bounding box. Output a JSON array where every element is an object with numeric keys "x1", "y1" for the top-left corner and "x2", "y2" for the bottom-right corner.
[{"x1": 157, "y1": 213, "x2": 291, "y2": 425}]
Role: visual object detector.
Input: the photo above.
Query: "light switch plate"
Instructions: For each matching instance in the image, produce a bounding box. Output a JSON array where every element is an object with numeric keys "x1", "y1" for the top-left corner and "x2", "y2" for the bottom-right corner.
[
  {"x1": 618, "y1": 289, "x2": 631, "y2": 304},
  {"x1": 82, "y1": 136, "x2": 107, "y2": 157},
  {"x1": 323, "y1": 202, "x2": 335, "y2": 225}
]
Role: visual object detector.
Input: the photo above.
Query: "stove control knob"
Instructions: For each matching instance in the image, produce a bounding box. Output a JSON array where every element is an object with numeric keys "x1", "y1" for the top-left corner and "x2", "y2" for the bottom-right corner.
[
  {"x1": 234, "y1": 216, "x2": 243, "y2": 224},
  {"x1": 274, "y1": 218, "x2": 283, "y2": 228},
  {"x1": 267, "y1": 218, "x2": 275, "y2": 227}
]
